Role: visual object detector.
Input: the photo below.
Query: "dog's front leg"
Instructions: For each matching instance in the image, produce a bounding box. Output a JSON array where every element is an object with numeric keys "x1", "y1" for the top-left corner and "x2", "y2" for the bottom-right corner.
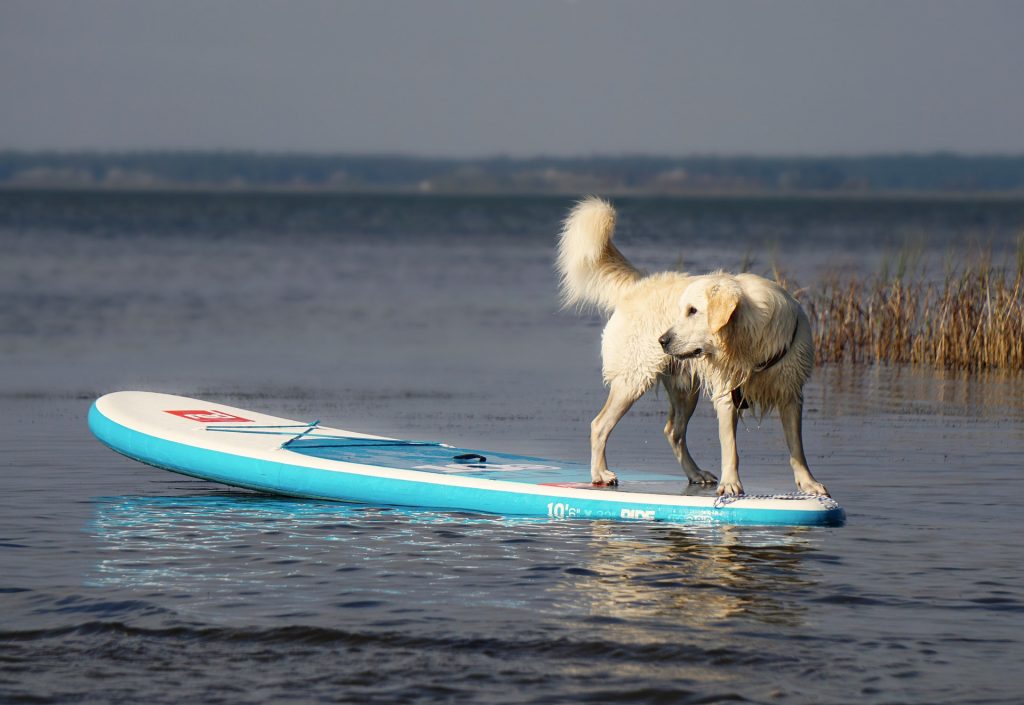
[
  {"x1": 589, "y1": 382, "x2": 638, "y2": 486},
  {"x1": 713, "y1": 394, "x2": 743, "y2": 496},
  {"x1": 779, "y1": 399, "x2": 829, "y2": 496},
  {"x1": 662, "y1": 377, "x2": 717, "y2": 485}
]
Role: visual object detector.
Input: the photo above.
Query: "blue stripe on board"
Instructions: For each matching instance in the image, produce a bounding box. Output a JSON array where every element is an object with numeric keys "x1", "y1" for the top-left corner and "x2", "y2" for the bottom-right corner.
[
  {"x1": 287, "y1": 438, "x2": 599, "y2": 483},
  {"x1": 87, "y1": 403, "x2": 845, "y2": 527}
]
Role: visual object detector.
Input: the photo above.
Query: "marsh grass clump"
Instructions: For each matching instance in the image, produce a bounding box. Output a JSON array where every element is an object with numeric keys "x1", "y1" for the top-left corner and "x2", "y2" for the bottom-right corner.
[{"x1": 805, "y1": 242, "x2": 1024, "y2": 372}]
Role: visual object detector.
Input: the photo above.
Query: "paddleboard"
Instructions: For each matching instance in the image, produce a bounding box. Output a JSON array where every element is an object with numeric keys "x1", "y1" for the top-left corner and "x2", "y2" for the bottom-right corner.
[{"x1": 88, "y1": 391, "x2": 844, "y2": 527}]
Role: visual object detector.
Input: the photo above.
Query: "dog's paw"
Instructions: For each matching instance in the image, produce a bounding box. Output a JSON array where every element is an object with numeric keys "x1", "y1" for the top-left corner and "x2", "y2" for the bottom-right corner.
[
  {"x1": 591, "y1": 469, "x2": 619, "y2": 486},
  {"x1": 797, "y1": 479, "x2": 829, "y2": 496},
  {"x1": 716, "y1": 480, "x2": 744, "y2": 496},
  {"x1": 695, "y1": 470, "x2": 718, "y2": 486}
]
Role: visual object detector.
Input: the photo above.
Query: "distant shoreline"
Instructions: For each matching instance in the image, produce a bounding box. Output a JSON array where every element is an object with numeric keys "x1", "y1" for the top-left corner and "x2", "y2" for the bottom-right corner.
[
  {"x1": 4, "y1": 151, "x2": 1024, "y2": 197},
  {"x1": 3, "y1": 183, "x2": 1024, "y2": 202}
]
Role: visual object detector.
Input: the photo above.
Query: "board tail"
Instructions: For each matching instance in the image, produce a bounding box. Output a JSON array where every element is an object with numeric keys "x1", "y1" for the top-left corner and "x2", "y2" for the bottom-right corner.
[{"x1": 556, "y1": 197, "x2": 642, "y2": 314}]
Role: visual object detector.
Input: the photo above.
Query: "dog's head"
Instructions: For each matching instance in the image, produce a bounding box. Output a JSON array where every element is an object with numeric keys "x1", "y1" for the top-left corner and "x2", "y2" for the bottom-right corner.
[{"x1": 659, "y1": 275, "x2": 743, "y2": 361}]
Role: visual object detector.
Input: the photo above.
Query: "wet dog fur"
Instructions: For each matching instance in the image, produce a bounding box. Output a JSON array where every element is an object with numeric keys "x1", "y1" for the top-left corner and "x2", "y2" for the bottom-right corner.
[{"x1": 556, "y1": 197, "x2": 828, "y2": 497}]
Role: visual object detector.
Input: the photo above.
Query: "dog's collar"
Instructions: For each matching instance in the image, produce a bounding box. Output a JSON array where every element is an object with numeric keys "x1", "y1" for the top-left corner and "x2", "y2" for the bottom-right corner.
[
  {"x1": 732, "y1": 320, "x2": 800, "y2": 409},
  {"x1": 754, "y1": 319, "x2": 800, "y2": 373}
]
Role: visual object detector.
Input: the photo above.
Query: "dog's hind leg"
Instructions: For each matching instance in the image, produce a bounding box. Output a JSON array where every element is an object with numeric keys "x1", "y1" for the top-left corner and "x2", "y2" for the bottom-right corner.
[
  {"x1": 661, "y1": 376, "x2": 717, "y2": 485},
  {"x1": 779, "y1": 398, "x2": 829, "y2": 496},
  {"x1": 589, "y1": 380, "x2": 641, "y2": 486}
]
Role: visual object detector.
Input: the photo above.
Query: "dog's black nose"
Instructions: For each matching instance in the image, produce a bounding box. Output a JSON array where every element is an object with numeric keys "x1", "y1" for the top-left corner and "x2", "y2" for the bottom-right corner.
[{"x1": 658, "y1": 331, "x2": 673, "y2": 350}]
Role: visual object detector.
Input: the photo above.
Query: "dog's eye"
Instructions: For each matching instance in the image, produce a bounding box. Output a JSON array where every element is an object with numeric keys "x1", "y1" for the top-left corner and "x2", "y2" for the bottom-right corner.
[{"x1": 686, "y1": 306, "x2": 698, "y2": 317}]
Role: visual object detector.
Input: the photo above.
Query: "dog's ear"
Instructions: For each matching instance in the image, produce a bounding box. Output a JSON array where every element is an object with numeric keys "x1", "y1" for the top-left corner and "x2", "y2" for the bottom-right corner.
[{"x1": 707, "y1": 285, "x2": 740, "y2": 334}]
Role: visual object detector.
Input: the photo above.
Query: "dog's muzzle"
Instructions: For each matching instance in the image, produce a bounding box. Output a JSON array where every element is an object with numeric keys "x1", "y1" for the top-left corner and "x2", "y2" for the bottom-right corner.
[{"x1": 659, "y1": 331, "x2": 702, "y2": 359}]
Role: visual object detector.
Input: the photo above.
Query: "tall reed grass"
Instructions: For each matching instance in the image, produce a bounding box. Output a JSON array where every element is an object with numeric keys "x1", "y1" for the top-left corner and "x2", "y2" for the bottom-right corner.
[{"x1": 801, "y1": 241, "x2": 1024, "y2": 372}]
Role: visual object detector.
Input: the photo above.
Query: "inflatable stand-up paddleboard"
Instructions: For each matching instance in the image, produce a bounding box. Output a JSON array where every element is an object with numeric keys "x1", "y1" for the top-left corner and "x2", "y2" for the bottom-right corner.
[{"x1": 88, "y1": 392, "x2": 845, "y2": 527}]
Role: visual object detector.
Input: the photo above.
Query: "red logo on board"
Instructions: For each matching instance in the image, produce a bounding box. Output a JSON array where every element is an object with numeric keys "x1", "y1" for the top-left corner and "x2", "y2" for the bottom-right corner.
[{"x1": 164, "y1": 409, "x2": 253, "y2": 423}]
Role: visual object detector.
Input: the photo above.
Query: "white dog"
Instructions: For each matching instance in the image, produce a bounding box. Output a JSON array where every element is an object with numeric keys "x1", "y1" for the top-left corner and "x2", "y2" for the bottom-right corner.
[{"x1": 557, "y1": 197, "x2": 828, "y2": 497}]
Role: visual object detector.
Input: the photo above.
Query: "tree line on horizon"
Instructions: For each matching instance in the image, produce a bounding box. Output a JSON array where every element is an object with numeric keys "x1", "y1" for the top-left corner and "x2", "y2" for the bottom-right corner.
[{"x1": 2, "y1": 151, "x2": 1023, "y2": 193}]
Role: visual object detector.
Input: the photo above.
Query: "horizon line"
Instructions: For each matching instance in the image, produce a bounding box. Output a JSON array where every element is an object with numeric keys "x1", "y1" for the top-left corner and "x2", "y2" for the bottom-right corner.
[{"x1": 3, "y1": 148, "x2": 1024, "y2": 161}]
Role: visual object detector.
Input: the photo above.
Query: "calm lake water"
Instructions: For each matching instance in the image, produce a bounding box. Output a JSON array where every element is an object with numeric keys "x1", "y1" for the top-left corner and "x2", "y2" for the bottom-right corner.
[{"x1": 2, "y1": 191, "x2": 1023, "y2": 704}]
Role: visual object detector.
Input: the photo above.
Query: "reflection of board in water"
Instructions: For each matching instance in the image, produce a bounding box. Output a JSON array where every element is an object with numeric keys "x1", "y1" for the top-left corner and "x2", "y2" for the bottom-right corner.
[
  {"x1": 89, "y1": 493, "x2": 819, "y2": 626},
  {"x1": 89, "y1": 391, "x2": 845, "y2": 527},
  {"x1": 87, "y1": 494, "x2": 485, "y2": 592}
]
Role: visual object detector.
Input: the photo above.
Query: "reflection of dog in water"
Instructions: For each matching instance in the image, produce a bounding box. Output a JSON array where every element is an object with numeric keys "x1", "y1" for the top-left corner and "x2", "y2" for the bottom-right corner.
[
  {"x1": 557, "y1": 197, "x2": 828, "y2": 497},
  {"x1": 555, "y1": 523, "x2": 815, "y2": 627}
]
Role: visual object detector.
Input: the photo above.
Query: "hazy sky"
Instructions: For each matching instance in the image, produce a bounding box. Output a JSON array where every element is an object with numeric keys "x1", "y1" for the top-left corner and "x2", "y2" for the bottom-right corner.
[{"x1": 2, "y1": 1, "x2": 1022, "y2": 156}]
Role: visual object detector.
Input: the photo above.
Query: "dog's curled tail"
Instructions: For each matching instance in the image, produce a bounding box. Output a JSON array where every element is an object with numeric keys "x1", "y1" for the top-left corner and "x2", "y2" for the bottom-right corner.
[{"x1": 556, "y1": 197, "x2": 642, "y2": 313}]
